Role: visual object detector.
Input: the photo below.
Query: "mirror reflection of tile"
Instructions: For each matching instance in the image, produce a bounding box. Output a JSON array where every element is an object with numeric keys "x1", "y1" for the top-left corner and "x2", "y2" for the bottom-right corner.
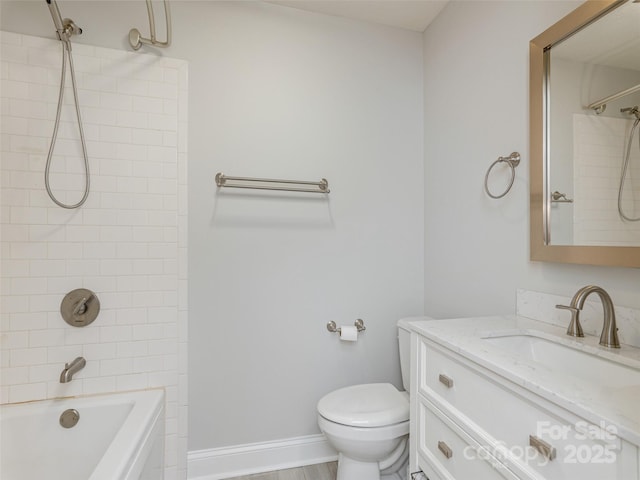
[{"x1": 573, "y1": 114, "x2": 640, "y2": 246}]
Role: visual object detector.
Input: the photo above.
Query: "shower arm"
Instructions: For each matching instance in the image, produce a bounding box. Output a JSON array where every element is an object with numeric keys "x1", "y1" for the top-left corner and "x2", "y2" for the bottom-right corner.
[{"x1": 129, "y1": 0, "x2": 171, "y2": 50}]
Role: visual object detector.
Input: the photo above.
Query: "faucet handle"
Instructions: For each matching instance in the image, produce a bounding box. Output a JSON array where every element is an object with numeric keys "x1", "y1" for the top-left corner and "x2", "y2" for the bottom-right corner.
[{"x1": 555, "y1": 304, "x2": 584, "y2": 338}]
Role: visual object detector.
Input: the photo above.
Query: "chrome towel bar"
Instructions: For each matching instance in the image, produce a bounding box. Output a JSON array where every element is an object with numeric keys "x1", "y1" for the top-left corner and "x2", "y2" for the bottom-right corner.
[{"x1": 215, "y1": 173, "x2": 330, "y2": 194}]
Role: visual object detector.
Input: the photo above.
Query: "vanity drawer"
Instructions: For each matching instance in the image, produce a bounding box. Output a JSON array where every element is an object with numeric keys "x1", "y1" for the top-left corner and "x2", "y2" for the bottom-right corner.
[
  {"x1": 417, "y1": 399, "x2": 519, "y2": 480},
  {"x1": 418, "y1": 338, "x2": 638, "y2": 479},
  {"x1": 418, "y1": 337, "x2": 552, "y2": 445}
]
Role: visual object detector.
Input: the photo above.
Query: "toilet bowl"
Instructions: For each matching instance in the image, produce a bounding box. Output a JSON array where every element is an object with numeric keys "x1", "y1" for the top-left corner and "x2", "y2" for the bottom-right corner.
[{"x1": 317, "y1": 320, "x2": 413, "y2": 480}]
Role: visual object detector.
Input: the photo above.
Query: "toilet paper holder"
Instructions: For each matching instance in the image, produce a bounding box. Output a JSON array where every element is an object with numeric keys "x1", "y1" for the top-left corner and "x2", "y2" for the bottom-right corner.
[{"x1": 326, "y1": 319, "x2": 366, "y2": 334}]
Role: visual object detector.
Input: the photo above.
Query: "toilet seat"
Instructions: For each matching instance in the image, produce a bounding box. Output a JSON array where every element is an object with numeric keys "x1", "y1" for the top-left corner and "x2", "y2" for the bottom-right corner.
[{"x1": 317, "y1": 383, "x2": 409, "y2": 428}]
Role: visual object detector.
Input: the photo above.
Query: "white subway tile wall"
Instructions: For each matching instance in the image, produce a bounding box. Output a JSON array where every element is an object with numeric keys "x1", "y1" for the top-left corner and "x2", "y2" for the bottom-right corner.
[
  {"x1": 0, "y1": 31, "x2": 188, "y2": 479},
  {"x1": 573, "y1": 114, "x2": 640, "y2": 245}
]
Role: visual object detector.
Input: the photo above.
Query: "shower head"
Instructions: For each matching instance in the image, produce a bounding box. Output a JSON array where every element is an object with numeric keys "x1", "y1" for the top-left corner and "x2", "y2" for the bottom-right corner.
[{"x1": 45, "y1": 0, "x2": 82, "y2": 43}]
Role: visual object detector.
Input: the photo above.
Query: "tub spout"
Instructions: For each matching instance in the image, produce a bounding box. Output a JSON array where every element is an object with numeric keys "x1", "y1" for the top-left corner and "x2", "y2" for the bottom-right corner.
[{"x1": 60, "y1": 357, "x2": 86, "y2": 383}]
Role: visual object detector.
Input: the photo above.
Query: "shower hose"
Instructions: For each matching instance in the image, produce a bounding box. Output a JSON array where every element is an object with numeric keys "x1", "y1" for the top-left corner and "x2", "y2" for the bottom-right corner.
[
  {"x1": 45, "y1": 41, "x2": 90, "y2": 209},
  {"x1": 618, "y1": 114, "x2": 640, "y2": 222}
]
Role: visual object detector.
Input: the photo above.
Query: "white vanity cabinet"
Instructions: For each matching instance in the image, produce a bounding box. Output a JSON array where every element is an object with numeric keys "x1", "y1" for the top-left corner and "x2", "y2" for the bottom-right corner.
[{"x1": 411, "y1": 334, "x2": 639, "y2": 480}]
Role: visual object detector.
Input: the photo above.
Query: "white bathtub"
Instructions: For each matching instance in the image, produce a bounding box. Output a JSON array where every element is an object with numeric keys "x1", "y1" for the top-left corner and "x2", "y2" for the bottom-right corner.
[{"x1": 0, "y1": 389, "x2": 164, "y2": 480}]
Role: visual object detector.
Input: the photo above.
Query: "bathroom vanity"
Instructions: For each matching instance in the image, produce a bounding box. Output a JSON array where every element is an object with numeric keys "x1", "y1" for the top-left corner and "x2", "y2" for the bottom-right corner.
[{"x1": 406, "y1": 316, "x2": 640, "y2": 480}]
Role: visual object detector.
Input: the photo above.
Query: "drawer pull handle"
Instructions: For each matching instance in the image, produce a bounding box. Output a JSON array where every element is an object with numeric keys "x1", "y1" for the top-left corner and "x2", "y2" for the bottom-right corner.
[
  {"x1": 439, "y1": 374, "x2": 454, "y2": 388},
  {"x1": 438, "y1": 440, "x2": 453, "y2": 459},
  {"x1": 529, "y1": 435, "x2": 556, "y2": 461}
]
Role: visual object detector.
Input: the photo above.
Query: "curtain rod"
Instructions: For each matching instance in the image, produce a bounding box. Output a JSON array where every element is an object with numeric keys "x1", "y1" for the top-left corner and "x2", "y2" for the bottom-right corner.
[{"x1": 588, "y1": 83, "x2": 640, "y2": 114}]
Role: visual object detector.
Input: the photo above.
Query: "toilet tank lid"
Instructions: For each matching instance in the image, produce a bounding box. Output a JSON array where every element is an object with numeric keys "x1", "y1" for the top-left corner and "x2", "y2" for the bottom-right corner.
[{"x1": 317, "y1": 383, "x2": 409, "y2": 427}]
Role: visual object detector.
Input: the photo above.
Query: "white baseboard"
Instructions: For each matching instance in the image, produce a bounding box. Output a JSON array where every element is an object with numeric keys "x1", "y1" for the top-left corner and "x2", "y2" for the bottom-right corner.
[{"x1": 187, "y1": 434, "x2": 338, "y2": 480}]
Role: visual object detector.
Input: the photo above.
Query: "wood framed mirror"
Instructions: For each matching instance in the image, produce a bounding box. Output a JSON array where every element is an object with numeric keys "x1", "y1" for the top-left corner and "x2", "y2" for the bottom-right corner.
[{"x1": 530, "y1": 0, "x2": 640, "y2": 267}]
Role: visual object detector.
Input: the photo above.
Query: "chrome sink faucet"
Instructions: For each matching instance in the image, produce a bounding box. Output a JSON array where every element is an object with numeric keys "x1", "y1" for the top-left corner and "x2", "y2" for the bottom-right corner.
[
  {"x1": 556, "y1": 286, "x2": 620, "y2": 348},
  {"x1": 60, "y1": 357, "x2": 86, "y2": 383}
]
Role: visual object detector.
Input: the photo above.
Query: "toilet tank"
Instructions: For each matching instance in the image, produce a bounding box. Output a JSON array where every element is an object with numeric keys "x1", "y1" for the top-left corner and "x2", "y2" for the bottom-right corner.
[
  {"x1": 397, "y1": 319, "x2": 412, "y2": 393},
  {"x1": 397, "y1": 317, "x2": 434, "y2": 393}
]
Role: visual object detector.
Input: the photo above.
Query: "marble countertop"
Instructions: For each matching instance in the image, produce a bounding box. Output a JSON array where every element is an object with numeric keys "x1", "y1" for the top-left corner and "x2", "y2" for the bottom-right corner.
[{"x1": 403, "y1": 315, "x2": 640, "y2": 446}]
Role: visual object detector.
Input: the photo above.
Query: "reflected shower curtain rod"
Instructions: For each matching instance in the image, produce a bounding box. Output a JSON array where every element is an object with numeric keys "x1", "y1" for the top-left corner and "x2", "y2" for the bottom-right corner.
[
  {"x1": 215, "y1": 173, "x2": 330, "y2": 194},
  {"x1": 588, "y1": 82, "x2": 640, "y2": 114}
]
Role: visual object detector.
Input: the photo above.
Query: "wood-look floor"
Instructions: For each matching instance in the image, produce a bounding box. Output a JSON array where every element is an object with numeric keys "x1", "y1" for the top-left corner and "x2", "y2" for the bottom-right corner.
[{"x1": 225, "y1": 461, "x2": 337, "y2": 480}]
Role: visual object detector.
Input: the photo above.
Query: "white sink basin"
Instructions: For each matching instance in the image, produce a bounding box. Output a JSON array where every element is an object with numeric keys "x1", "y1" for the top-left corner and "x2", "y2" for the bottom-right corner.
[{"x1": 483, "y1": 334, "x2": 640, "y2": 388}]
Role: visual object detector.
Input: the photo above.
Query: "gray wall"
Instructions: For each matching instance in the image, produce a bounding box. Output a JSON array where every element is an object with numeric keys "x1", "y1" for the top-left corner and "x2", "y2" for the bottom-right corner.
[
  {"x1": 0, "y1": 0, "x2": 425, "y2": 452},
  {"x1": 422, "y1": 0, "x2": 640, "y2": 320},
  {"x1": 182, "y1": 3, "x2": 424, "y2": 449}
]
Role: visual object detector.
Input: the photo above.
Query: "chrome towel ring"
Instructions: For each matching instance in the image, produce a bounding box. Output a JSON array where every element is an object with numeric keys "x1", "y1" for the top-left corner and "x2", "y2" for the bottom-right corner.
[{"x1": 484, "y1": 152, "x2": 521, "y2": 199}]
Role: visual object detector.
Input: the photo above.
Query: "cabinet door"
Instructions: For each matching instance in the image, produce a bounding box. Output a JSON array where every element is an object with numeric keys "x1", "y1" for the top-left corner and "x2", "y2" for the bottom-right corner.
[
  {"x1": 417, "y1": 398, "x2": 520, "y2": 480},
  {"x1": 417, "y1": 337, "x2": 639, "y2": 480}
]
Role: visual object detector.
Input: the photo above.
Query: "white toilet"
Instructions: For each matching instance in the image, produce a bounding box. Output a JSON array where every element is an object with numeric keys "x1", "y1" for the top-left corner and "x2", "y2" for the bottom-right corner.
[{"x1": 317, "y1": 320, "x2": 412, "y2": 480}]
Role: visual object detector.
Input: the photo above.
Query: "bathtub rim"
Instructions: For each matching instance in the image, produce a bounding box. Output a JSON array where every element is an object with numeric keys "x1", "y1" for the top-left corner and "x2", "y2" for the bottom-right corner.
[
  {"x1": 1, "y1": 388, "x2": 165, "y2": 480},
  {"x1": 90, "y1": 388, "x2": 165, "y2": 480}
]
